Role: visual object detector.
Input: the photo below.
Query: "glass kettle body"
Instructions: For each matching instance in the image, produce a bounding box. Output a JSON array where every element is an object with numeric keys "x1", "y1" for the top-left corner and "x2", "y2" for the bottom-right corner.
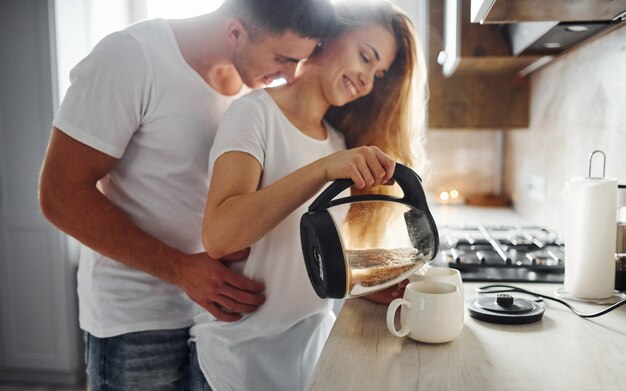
[{"x1": 300, "y1": 163, "x2": 439, "y2": 299}]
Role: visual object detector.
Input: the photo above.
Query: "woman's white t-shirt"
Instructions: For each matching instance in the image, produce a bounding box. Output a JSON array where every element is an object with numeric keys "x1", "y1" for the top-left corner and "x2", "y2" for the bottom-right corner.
[
  {"x1": 191, "y1": 89, "x2": 347, "y2": 391},
  {"x1": 53, "y1": 19, "x2": 245, "y2": 337}
]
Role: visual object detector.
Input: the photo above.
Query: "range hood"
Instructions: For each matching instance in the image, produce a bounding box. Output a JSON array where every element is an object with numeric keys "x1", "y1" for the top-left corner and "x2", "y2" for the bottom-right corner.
[
  {"x1": 469, "y1": 0, "x2": 626, "y2": 70},
  {"x1": 507, "y1": 21, "x2": 614, "y2": 56}
]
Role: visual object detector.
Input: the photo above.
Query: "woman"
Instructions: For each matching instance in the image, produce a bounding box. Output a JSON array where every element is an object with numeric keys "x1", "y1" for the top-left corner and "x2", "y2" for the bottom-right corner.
[{"x1": 191, "y1": 1, "x2": 427, "y2": 390}]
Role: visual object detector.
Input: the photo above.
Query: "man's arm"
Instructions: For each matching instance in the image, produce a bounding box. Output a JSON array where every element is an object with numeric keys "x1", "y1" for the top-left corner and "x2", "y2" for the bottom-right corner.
[{"x1": 39, "y1": 128, "x2": 264, "y2": 321}]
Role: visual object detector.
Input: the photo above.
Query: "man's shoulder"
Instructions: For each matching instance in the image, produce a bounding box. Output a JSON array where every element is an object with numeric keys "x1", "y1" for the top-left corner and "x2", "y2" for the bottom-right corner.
[
  {"x1": 121, "y1": 18, "x2": 166, "y2": 38},
  {"x1": 104, "y1": 19, "x2": 181, "y2": 68},
  {"x1": 91, "y1": 21, "x2": 154, "y2": 57},
  {"x1": 101, "y1": 19, "x2": 174, "y2": 56}
]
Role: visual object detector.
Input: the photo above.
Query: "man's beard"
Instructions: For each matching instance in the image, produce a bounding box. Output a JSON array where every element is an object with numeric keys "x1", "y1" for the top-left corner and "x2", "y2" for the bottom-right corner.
[{"x1": 232, "y1": 52, "x2": 263, "y2": 89}]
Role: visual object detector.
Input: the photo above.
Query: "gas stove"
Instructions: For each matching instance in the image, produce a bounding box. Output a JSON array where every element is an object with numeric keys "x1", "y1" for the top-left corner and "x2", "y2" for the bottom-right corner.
[{"x1": 431, "y1": 224, "x2": 565, "y2": 283}]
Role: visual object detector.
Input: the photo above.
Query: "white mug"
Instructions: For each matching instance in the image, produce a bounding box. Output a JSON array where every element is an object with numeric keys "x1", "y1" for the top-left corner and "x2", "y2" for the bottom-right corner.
[
  {"x1": 386, "y1": 281, "x2": 464, "y2": 343},
  {"x1": 410, "y1": 266, "x2": 464, "y2": 301}
]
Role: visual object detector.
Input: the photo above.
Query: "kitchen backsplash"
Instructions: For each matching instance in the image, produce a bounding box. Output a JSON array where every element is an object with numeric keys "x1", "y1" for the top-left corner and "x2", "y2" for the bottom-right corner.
[
  {"x1": 505, "y1": 24, "x2": 626, "y2": 234},
  {"x1": 423, "y1": 130, "x2": 502, "y2": 198}
]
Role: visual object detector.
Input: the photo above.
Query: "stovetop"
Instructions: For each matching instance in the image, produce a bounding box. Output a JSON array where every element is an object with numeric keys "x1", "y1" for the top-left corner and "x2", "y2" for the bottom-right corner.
[{"x1": 431, "y1": 224, "x2": 565, "y2": 283}]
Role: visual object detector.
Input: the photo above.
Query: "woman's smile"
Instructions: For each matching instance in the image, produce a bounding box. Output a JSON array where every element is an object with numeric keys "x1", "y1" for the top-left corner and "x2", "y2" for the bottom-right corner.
[{"x1": 343, "y1": 75, "x2": 358, "y2": 98}]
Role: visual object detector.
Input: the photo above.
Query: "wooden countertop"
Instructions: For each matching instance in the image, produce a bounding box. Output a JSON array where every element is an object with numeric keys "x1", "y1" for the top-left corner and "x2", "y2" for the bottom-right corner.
[{"x1": 308, "y1": 283, "x2": 626, "y2": 391}]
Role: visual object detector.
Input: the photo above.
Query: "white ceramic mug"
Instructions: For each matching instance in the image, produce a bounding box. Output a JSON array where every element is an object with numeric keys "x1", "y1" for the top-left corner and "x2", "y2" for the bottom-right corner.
[
  {"x1": 386, "y1": 281, "x2": 464, "y2": 343},
  {"x1": 410, "y1": 266, "x2": 464, "y2": 301}
]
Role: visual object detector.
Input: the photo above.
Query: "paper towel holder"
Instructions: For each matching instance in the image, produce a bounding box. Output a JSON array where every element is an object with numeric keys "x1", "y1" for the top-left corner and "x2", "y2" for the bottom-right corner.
[{"x1": 588, "y1": 150, "x2": 606, "y2": 180}]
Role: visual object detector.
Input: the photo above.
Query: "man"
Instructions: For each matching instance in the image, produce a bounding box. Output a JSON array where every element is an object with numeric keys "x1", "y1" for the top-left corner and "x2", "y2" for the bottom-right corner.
[{"x1": 38, "y1": 0, "x2": 335, "y2": 389}]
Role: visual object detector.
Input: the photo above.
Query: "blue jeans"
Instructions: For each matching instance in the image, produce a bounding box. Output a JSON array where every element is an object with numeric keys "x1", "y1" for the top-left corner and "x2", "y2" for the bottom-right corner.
[
  {"x1": 84, "y1": 328, "x2": 190, "y2": 391},
  {"x1": 189, "y1": 342, "x2": 213, "y2": 391}
]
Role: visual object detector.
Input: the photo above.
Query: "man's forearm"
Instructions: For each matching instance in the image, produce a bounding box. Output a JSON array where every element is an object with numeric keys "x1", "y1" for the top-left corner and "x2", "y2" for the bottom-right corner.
[{"x1": 40, "y1": 182, "x2": 184, "y2": 285}]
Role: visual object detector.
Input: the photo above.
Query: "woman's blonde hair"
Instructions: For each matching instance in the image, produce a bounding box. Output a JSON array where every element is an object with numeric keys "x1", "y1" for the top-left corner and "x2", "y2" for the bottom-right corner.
[{"x1": 324, "y1": 0, "x2": 428, "y2": 248}]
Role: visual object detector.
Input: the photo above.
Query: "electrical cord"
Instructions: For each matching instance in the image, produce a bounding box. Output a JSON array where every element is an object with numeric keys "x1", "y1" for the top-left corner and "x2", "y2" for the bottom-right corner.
[{"x1": 476, "y1": 284, "x2": 626, "y2": 318}]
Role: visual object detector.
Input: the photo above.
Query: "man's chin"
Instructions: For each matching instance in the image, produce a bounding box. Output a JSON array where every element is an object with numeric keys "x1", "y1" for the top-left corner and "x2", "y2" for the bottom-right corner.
[{"x1": 260, "y1": 76, "x2": 276, "y2": 87}]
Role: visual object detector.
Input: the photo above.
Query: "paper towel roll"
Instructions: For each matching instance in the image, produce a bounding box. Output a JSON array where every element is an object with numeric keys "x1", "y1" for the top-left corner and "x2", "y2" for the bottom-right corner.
[{"x1": 564, "y1": 177, "x2": 617, "y2": 299}]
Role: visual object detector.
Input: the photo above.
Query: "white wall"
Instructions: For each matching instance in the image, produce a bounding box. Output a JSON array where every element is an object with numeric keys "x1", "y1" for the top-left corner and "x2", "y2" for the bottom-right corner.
[{"x1": 505, "y1": 24, "x2": 626, "y2": 233}]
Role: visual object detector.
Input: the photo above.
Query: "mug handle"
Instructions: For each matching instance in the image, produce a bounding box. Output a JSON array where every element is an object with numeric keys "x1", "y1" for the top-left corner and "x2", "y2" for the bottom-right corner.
[{"x1": 386, "y1": 298, "x2": 412, "y2": 337}]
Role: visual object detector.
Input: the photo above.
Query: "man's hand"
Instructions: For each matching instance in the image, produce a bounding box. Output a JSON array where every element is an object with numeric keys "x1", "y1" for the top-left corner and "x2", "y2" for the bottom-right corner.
[
  {"x1": 361, "y1": 280, "x2": 409, "y2": 305},
  {"x1": 177, "y1": 248, "x2": 265, "y2": 322}
]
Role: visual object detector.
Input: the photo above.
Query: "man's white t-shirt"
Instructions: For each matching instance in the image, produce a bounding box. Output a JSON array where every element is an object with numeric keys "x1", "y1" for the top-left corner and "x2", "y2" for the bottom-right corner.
[
  {"x1": 190, "y1": 89, "x2": 347, "y2": 391},
  {"x1": 53, "y1": 19, "x2": 245, "y2": 338}
]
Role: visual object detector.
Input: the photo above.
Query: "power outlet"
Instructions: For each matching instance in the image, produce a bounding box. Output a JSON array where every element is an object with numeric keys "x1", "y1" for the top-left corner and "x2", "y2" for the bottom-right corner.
[{"x1": 529, "y1": 175, "x2": 547, "y2": 202}]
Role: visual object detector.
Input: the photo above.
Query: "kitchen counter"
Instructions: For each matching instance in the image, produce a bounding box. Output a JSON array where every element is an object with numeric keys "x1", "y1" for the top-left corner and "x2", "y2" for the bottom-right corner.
[{"x1": 308, "y1": 283, "x2": 626, "y2": 391}]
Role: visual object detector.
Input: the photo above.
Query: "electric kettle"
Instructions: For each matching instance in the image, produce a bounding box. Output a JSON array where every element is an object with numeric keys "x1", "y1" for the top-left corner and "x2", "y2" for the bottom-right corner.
[{"x1": 300, "y1": 163, "x2": 439, "y2": 299}]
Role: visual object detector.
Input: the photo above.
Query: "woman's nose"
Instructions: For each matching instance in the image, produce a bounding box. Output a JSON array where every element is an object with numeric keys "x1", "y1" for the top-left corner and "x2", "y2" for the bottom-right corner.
[{"x1": 358, "y1": 72, "x2": 374, "y2": 94}]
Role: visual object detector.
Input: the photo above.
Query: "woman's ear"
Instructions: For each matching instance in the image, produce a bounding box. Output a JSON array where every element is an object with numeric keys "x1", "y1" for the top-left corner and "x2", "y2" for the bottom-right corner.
[{"x1": 226, "y1": 19, "x2": 247, "y2": 48}]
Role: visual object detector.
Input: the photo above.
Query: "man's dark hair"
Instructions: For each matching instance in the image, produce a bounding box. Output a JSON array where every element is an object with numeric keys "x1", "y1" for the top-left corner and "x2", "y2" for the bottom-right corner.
[{"x1": 227, "y1": 0, "x2": 336, "y2": 41}]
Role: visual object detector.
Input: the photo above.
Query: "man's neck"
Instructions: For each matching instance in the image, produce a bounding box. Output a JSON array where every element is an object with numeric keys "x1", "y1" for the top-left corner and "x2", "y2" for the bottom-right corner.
[{"x1": 167, "y1": 12, "x2": 243, "y2": 95}]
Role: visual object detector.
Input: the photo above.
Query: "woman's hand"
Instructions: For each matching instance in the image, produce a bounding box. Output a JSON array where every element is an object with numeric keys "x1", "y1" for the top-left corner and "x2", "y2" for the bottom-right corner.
[{"x1": 322, "y1": 146, "x2": 395, "y2": 190}]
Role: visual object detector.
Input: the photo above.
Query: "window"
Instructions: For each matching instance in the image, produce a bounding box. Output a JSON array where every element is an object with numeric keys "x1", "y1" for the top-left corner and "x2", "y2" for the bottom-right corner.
[
  {"x1": 54, "y1": 0, "x2": 224, "y2": 102},
  {"x1": 145, "y1": 0, "x2": 224, "y2": 19}
]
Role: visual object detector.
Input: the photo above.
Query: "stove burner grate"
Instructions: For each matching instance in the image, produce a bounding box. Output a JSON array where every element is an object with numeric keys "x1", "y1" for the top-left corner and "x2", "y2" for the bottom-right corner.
[{"x1": 432, "y1": 224, "x2": 564, "y2": 283}]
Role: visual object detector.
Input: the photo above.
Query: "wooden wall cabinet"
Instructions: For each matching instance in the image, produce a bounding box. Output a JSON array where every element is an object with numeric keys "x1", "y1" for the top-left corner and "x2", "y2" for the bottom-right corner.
[
  {"x1": 428, "y1": 0, "x2": 626, "y2": 129},
  {"x1": 428, "y1": 0, "x2": 538, "y2": 129}
]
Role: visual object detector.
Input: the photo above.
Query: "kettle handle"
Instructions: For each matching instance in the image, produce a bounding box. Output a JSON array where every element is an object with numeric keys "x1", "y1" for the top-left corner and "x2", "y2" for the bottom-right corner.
[{"x1": 308, "y1": 163, "x2": 426, "y2": 212}]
